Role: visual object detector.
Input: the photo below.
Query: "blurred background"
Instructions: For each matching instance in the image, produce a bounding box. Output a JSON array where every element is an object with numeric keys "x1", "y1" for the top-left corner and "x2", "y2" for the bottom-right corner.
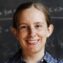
[{"x1": 0, "y1": 0, "x2": 63, "y2": 63}]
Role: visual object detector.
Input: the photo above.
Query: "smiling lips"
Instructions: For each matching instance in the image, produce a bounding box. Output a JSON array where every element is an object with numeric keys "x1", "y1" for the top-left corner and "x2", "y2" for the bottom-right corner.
[{"x1": 26, "y1": 39, "x2": 40, "y2": 45}]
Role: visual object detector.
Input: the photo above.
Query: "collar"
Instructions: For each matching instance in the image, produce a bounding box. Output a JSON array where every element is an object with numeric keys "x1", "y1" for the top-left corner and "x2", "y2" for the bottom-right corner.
[{"x1": 44, "y1": 52, "x2": 57, "y2": 63}]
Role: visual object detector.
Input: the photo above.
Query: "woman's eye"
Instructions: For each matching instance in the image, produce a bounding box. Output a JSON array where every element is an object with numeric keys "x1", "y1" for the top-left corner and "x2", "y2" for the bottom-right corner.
[
  {"x1": 35, "y1": 25, "x2": 42, "y2": 28},
  {"x1": 19, "y1": 26, "x2": 28, "y2": 30},
  {"x1": 21, "y1": 26, "x2": 27, "y2": 28}
]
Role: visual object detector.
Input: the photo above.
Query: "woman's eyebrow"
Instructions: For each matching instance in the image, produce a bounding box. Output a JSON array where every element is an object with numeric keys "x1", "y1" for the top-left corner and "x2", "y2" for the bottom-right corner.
[
  {"x1": 34, "y1": 22, "x2": 43, "y2": 24},
  {"x1": 18, "y1": 23, "x2": 28, "y2": 25}
]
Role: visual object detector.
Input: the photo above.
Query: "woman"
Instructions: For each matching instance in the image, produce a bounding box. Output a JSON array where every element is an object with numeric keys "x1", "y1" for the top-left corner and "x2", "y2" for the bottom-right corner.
[{"x1": 7, "y1": 1, "x2": 63, "y2": 63}]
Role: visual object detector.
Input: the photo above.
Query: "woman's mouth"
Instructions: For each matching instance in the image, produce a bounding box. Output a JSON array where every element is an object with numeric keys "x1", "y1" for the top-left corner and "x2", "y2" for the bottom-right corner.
[{"x1": 26, "y1": 39, "x2": 40, "y2": 45}]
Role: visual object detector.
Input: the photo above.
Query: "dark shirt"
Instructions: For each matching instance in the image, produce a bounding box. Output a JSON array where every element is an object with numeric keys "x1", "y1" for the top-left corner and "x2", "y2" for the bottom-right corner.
[{"x1": 5, "y1": 50, "x2": 63, "y2": 63}]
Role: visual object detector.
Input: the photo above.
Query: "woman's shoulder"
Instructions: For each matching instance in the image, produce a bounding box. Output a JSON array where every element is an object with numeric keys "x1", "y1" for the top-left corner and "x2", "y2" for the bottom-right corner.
[{"x1": 44, "y1": 52, "x2": 63, "y2": 63}]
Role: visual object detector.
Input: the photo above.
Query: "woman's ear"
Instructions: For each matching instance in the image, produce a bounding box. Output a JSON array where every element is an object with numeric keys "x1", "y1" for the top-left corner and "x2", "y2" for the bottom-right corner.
[
  {"x1": 47, "y1": 24, "x2": 54, "y2": 37},
  {"x1": 10, "y1": 27, "x2": 17, "y2": 37}
]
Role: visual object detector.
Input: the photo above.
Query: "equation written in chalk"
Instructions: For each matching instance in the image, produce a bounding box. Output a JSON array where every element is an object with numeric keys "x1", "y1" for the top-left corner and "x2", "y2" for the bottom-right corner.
[{"x1": 0, "y1": 7, "x2": 63, "y2": 18}]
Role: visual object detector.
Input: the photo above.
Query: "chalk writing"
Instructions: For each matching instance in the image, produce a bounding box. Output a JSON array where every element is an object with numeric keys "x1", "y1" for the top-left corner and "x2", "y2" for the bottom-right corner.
[
  {"x1": 0, "y1": 26, "x2": 11, "y2": 33},
  {"x1": 49, "y1": 7, "x2": 63, "y2": 12},
  {"x1": 0, "y1": 9, "x2": 15, "y2": 17},
  {"x1": 0, "y1": 26, "x2": 2, "y2": 33},
  {"x1": 0, "y1": 7, "x2": 63, "y2": 18}
]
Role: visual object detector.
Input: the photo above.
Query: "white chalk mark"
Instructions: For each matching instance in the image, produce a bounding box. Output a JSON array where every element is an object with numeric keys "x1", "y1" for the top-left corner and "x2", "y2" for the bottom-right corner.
[
  {"x1": 0, "y1": 17, "x2": 63, "y2": 21},
  {"x1": 51, "y1": 17, "x2": 63, "y2": 19},
  {"x1": 0, "y1": 18, "x2": 12, "y2": 20}
]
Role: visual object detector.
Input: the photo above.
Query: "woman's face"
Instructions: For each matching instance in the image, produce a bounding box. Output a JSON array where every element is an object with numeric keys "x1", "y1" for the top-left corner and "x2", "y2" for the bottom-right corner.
[{"x1": 15, "y1": 6, "x2": 53, "y2": 53}]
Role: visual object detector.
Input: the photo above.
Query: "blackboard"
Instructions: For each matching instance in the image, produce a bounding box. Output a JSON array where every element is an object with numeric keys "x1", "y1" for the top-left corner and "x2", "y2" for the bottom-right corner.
[{"x1": 0, "y1": 0, "x2": 63, "y2": 63}]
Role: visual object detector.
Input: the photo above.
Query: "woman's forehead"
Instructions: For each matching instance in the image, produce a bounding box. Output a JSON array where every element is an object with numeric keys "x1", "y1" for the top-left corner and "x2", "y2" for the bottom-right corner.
[{"x1": 18, "y1": 6, "x2": 46, "y2": 23}]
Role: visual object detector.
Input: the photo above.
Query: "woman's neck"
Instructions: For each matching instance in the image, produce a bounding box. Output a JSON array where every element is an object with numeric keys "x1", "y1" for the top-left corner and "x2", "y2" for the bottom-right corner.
[{"x1": 22, "y1": 48, "x2": 45, "y2": 63}]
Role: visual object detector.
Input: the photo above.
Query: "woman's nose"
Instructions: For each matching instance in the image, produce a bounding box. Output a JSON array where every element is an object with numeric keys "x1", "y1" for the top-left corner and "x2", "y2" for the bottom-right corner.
[{"x1": 29, "y1": 27, "x2": 36, "y2": 37}]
